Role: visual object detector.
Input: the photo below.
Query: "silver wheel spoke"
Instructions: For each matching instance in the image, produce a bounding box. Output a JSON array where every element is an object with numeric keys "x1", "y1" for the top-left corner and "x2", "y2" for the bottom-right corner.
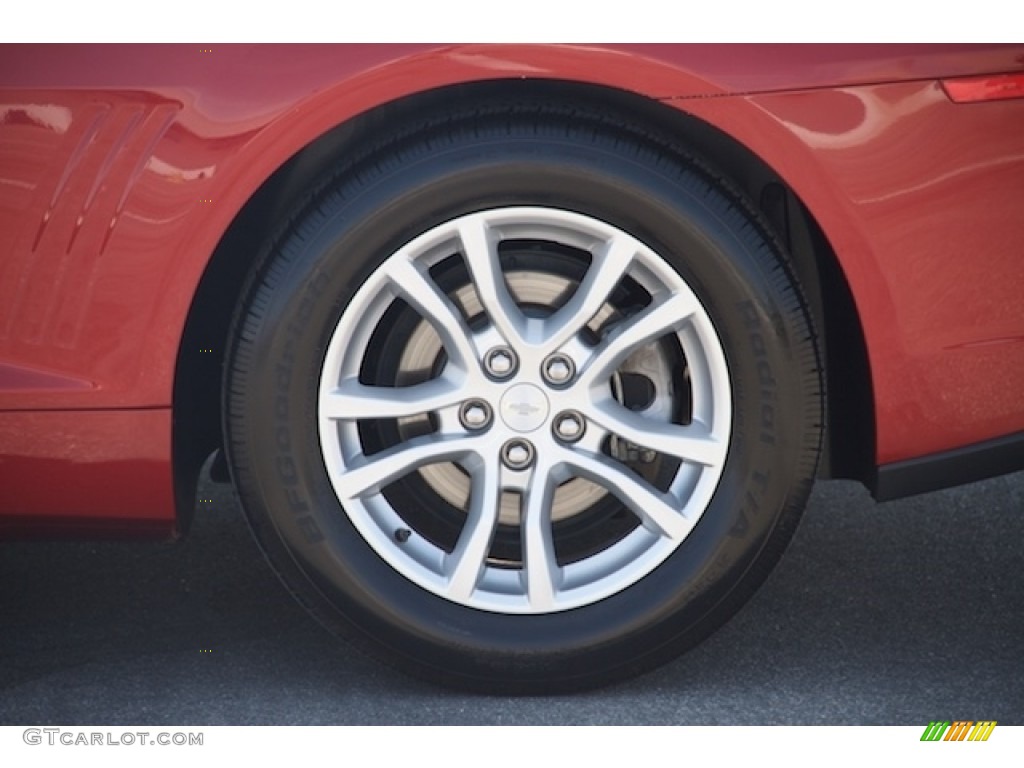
[
  {"x1": 319, "y1": 207, "x2": 730, "y2": 613},
  {"x1": 458, "y1": 216, "x2": 527, "y2": 346},
  {"x1": 560, "y1": 448, "x2": 695, "y2": 541},
  {"x1": 580, "y1": 292, "x2": 699, "y2": 385},
  {"x1": 338, "y1": 435, "x2": 481, "y2": 500},
  {"x1": 544, "y1": 235, "x2": 635, "y2": 349},
  {"x1": 385, "y1": 258, "x2": 479, "y2": 370},
  {"x1": 445, "y1": 459, "x2": 502, "y2": 600},
  {"x1": 589, "y1": 399, "x2": 726, "y2": 468},
  {"x1": 521, "y1": 459, "x2": 560, "y2": 610},
  {"x1": 323, "y1": 377, "x2": 464, "y2": 421}
]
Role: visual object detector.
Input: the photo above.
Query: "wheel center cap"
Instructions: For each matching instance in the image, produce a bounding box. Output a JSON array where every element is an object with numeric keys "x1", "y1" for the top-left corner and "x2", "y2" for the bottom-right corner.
[{"x1": 499, "y1": 383, "x2": 549, "y2": 433}]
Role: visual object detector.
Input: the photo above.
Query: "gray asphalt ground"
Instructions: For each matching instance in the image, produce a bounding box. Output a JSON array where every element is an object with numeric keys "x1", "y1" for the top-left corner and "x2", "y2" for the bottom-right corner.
[{"x1": 1, "y1": 471, "x2": 1022, "y2": 725}]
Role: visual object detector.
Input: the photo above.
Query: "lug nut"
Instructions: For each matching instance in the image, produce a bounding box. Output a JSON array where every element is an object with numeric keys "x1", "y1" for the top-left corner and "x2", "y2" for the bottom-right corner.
[
  {"x1": 459, "y1": 400, "x2": 492, "y2": 431},
  {"x1": 542, "y1": 353, "x2": 575, "y2": 387},
  {"x1": 501, "y1": 439, "x2": 535, "y2": 471},
  {"x1": 553, "y1": 410, "x2": 585, "y2": 443},
  {"x1": 484, "y1": 347, "x2": 518, "y2": 379}
]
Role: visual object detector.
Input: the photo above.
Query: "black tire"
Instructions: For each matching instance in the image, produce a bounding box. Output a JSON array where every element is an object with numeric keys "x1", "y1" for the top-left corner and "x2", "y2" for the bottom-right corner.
[{"x1": 224, "y1": 100, "x2": 823, "y2": 693}]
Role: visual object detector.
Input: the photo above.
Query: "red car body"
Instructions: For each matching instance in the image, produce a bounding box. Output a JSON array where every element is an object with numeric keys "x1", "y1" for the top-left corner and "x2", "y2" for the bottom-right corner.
[{"x1": 1, "y1": 43, "x2": 1023, "y2": 536}]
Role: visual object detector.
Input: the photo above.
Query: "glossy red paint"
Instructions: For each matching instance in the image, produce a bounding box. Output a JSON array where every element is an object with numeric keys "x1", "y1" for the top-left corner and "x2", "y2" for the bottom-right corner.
[
  {"x1": 675, "y1": 81, "x2": 1024, "y2": 463},
  {"x1": 1, "y1": 44, "x2": 1022, "y2": 530},
  {"x1": 0, "y1": 408, "x2": 175, "y2": 534}
]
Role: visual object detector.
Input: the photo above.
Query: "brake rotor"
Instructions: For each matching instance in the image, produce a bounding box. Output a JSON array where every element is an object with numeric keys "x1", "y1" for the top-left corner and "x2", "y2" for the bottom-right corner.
[{"x1": 396, "y1": 269, "x2": 676, "y2": 525}]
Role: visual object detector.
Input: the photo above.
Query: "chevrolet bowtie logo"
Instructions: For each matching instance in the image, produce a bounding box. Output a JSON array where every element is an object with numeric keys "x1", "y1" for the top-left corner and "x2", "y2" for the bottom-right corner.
[{"x1": 506, "y1": 401, "x2": 541, "y2": 416}]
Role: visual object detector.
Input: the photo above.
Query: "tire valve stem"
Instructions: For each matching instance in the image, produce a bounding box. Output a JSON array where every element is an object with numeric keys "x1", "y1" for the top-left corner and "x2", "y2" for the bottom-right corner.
[{"x1": 394, "y1": 528, "x2": 412, "y2": 543}]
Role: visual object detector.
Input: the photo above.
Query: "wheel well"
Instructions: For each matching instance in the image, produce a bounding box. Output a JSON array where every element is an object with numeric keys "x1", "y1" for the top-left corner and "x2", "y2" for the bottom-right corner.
[{"x1": 172, "y1": 78, "x2": 874, "y2": 531}]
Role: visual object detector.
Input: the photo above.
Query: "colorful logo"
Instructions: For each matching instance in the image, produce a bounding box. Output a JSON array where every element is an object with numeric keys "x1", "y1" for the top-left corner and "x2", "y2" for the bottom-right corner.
[{"x1": 920, "y1": 721, "x2": 997, "y2": 741}]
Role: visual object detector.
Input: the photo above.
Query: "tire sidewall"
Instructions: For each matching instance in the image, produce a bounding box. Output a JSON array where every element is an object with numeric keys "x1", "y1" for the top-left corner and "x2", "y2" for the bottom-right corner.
[{"x1": 228, "y1": 134, "x2": 817, "y2": 685}]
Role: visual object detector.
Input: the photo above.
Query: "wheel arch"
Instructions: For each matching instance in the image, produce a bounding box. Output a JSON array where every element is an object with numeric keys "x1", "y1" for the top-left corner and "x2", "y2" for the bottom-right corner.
[{"x1": 172, "y1": 77, "x2": 875, "y2": 531}]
